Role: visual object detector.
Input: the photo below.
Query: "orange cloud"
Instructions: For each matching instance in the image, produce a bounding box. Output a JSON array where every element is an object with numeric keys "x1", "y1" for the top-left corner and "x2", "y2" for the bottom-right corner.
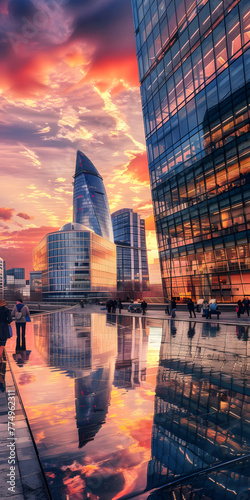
[
  {"x1": 86, "y1": 53, "x2": 139, "y2": 90},
  {"x1": 145, "y1": 215, "x2": 156, "y2": 231},
  {"x1": 17, "y1": 212, "x2": 34, "y2": 220},
  {"x1": 0, "y1": 207, "x2": 14, "y2": 221},
  {"x1": 123, "y1": 151, "x2": 150, "y2": 185}
]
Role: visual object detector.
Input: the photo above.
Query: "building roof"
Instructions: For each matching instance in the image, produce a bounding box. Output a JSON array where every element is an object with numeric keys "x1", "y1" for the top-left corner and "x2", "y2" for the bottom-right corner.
[
  {"x1": 74, "y1": 150, "x2": 102, "y2": 179},
  {"x1": 59, "y1": 222, "x2": 94, "y2": 232}
]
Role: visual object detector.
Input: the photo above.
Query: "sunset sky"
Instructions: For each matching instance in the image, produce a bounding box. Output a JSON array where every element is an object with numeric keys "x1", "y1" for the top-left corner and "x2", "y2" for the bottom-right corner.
[{"x1": 0, "y1": 0, "x2": 158, "y2": 276}]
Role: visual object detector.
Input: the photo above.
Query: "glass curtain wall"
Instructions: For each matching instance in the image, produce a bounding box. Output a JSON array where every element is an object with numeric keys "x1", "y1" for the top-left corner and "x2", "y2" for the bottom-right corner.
[
  {"x1": 111, "y1": 209, "x2": 149, "y2": 294},
  {"x1": 73, "y1": 150, "x2": 114, "y2": 243},
  {"x1": 33, "y1": 228, "x2": 117, "y2": 301},
  {"x1": 131, "y1": 0, "x2": 250, "y2": 301}
]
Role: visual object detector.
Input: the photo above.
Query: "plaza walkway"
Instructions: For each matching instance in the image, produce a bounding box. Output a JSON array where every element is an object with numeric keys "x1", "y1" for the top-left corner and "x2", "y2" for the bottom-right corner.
[{"x1": 0, "y1": 347, "x2": 50, "y2": 500}]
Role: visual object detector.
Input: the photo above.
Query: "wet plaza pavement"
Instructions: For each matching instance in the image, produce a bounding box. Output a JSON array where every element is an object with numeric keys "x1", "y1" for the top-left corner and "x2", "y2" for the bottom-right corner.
[{"x1": 3, "y1": 309, "x2": 250, "y2": 499}]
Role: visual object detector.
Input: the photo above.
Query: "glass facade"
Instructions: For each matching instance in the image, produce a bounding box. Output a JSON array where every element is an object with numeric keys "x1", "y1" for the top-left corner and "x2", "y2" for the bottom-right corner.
[
  {"x1": 6, "y1": 267, "x2": 25, "y2": 280},
  {"x1": 73, "y1": 150, "x2": 114, "y2": 243},
  {"x1": 111, "y1": 208, "x2": 149, "y2": 295},
  {"x1": 131, "y1": 0, "x2": 250, "y2": 302},
  {"x1": 33, "y1": 223, "x2": 117, "y2": 301}
]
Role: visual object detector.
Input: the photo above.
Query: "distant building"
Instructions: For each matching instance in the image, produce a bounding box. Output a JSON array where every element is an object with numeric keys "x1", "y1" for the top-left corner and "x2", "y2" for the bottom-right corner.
[
  {"x1": 5, "y1": 267, "x2": 26, "y2": 299},
  {"x1": 33, "y1": 223, "x2": 116, "y2": 302},
  {"x1": 73, "y1": 150, "x2": 114, "y2": 243},
  {"x1": 111, "y1": 209, "x2": 149, "y2": 298},
  {"x1": 6, "y1": 268, "x2": 25, "y2": 281},
  {"x1": 30, "y1": 271, "x2": 42, "y2": 301},
  {"x1": 0, "y1": 257, "x2": 4, "y2": 298}
]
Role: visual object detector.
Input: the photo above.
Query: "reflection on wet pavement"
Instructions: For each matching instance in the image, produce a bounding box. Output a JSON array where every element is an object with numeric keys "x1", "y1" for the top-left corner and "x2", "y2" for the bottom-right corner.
[{"x1": 6, "y1": 313, "x2": 250, "y2": 499}]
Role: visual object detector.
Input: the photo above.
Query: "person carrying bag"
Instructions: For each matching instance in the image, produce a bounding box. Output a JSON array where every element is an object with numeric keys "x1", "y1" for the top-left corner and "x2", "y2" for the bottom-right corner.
[
  {"x1": 12, "y1": 299, "x2": 30, "y2": 350},
  {"x1": 0, "y1": 299, "x2": 12, "y2": 347}
]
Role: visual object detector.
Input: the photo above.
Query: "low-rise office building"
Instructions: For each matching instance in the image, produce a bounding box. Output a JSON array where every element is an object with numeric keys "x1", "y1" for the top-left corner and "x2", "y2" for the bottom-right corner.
[{"x1": 33, "y1": 223, "x2": 116, "y2": 302}]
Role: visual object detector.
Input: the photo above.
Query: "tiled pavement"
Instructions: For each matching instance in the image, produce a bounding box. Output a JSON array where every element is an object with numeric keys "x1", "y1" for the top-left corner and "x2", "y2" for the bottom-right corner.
[{"x1": 0, "y1": 350, "x2": 49, "y2": 500}]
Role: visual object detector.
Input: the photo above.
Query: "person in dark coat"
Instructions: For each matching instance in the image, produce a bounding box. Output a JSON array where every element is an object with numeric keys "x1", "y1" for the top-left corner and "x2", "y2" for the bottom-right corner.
[
  {"x1": 242, "y1": 296, "x2": 250, "y2": 316},
  {"x1": 237, "y1": 300, "x2": 244, "y2": 318},
  {"x1": 106, "y1": 300, "x2": 112, "y2": 314},
  {"x1": 11, "y1": 299, "x2": 30, "y2": 350},
  {"x1": 171, "y1": 298, "x2": 176, "y2": 318},
  {"x1": 141, "y1": 300, "x2": 147, "y2": 315},
  {"x1": 187, "y1": 299, "x2": 196, "y2": 318},
  {"x1": 0, "y1": 299, "x2": 12, "y2": 347}
]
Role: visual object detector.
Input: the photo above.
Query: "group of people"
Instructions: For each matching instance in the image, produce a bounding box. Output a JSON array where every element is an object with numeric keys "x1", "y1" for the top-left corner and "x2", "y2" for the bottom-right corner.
[
  {"x1": 106, "y1": 299, "x2": 148, "y2": 315},
  {"x1": 0, "y1": 299, "x2": 30, "y2": 349},
  {"x1": 106, "y1": 299, "x2": 123, "y2": 314}
]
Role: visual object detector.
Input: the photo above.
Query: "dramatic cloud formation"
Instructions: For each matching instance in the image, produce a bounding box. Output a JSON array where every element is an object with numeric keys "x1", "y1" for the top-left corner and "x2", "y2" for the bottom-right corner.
[
  {"x1": 0, "y1": 207, "x2": 14, "y2": 221},
  {"x1": 0, "y1": 0, "x2": 159, "y2": 275}
]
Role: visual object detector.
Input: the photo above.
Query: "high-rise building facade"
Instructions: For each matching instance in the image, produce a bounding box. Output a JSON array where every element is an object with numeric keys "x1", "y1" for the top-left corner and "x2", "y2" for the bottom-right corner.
[
  {"x1": 111, "y1": 209, "x2": 149, "y2": 295},
  {"x1": 131, "y1": 0, "x2": 250, "y2": 302},
  {"x1": 73, "y1": 150, "x2": 114, "y2": 243}
]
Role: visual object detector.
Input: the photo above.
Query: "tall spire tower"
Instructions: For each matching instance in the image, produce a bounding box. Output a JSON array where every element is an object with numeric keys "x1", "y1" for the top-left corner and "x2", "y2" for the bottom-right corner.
[{"x1": 73, "y1": 150, "x2": 114, "y2": 242}]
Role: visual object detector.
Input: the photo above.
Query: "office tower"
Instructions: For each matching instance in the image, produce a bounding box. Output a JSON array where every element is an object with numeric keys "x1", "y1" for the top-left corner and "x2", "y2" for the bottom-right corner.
[
  {"x1": 33, "y1": 223, "x2": 116, "y2": 301},
  {"x1": 131, "y1": 0, "x2": 250, "y2": 302},
  {"x1": 73, "y1": 150, "x2": 114, "y2": 243},
  {"x1": 0, "y1": 257, "x2": 4, "y2": 298},
  {"x1": 111, "y1": 209, "x2": 149, "y2": 296}
]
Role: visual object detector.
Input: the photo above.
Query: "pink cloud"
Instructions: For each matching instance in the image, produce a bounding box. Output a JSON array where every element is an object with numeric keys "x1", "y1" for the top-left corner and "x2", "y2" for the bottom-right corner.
[
  {"x1": 0, "y1": 207, "x2": 14, "y2": 221},
  {"x1": 17, "y1": 212, "x2": 34, "y2": 220}
]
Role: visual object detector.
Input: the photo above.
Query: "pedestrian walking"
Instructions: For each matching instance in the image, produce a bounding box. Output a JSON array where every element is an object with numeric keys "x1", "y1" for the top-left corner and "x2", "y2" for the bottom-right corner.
[
  {"x1": 118, "y1": 299, "x2": 123, "y2": 314},
  {"x1": 242, "y1": 296, "x2": 250, "y2": 316},
  {"x1": 236, "y1": 300, "x2": 244, "y2": 318},
  {"x1": 11, "y1": 299, "x2": 30, "y2": 350},
  {"x1": 141, "y1": 300, "x2": 147, "y2": 315},
  {"x1": 187, "y1": 299, "x2": 196, "y2": 318},
  {"x1": 171, "y1": 298, "x2": 176, "y2": 318},
  {"x1": 112, "y1": 299, "x2": 117, "y2": 314},
  {"x1": 0, "y1": 299, "x2": 12, "y2": 347},
  {"x1": 106, "y1": 300, "x2": 112, "y2": 313}
]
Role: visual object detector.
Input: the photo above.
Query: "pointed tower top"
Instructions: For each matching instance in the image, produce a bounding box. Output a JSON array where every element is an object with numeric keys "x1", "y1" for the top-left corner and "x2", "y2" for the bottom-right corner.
[{"x1": 74, "y1": 150, "x2": 102, "y2": 179}]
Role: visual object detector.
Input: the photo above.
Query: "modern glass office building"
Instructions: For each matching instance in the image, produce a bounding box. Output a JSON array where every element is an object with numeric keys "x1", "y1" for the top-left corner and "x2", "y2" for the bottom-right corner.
[
  {"x1": 111, "y1": 209, "x2": 149, "y2": 295},
  {"x1": 33, "y1": 223, "x2": 116, "y2": 301},
  {"x1": 131, "y1": 0, "x2": 250, "y2": 301},
  {"x1": 73, "y1": 150, "x2": 114, "y2": 243}
]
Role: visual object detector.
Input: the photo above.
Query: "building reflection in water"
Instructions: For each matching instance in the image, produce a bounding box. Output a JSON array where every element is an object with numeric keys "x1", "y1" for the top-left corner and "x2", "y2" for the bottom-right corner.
[
  {"x1": 146, "y1": 320, "x2": 250, "y2": 498},
  {"x1": 32, "y1": 312, "x2": 150, "y2": 454},
  {"x1": 114, "y1": 315, "x2": 149, "y2": 390},
  {"x1": 33, "y1": 312, "x2": 117, "y2": 448}
]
